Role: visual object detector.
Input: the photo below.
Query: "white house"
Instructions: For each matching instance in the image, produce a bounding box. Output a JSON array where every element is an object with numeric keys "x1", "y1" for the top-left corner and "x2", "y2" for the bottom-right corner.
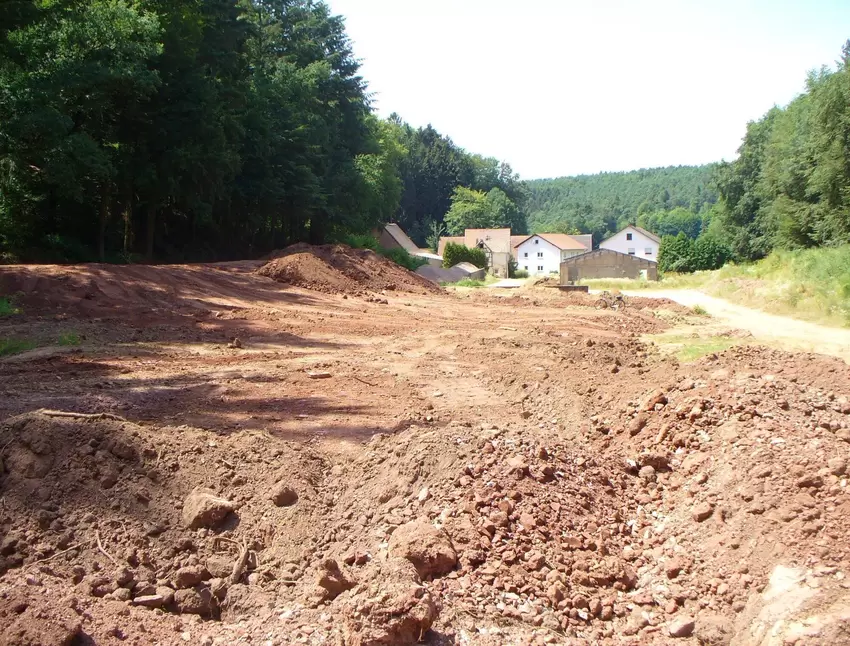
[
  {"x1": 513, "y1": 234, "x2": 589, "y2": 276},
  {"x1": 599, "y1": 225, "x2": 660, "y2": 261}
]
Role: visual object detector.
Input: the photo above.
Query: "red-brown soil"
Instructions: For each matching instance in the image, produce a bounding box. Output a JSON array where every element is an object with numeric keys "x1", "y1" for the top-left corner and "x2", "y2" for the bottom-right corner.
[
  {"x1": 1, "y1": 254, "x2": 849, "y2": 646},
  {"x1": 258, "y1": 244, "x2": 440, "y2": 295}
]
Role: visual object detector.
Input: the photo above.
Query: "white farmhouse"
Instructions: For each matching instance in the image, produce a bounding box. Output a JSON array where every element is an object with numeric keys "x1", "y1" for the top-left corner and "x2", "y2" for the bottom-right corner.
[
  {"x1": 513, "y1": 234, "x2": 589, "y2": 276},
  {"x1": 599, "y1": 225, "x2": 661, "y2": 260}
]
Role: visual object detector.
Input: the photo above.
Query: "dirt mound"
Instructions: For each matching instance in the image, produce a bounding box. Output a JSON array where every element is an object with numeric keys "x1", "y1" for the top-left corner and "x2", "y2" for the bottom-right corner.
[{"x1": 258, "y1": 244, "x2": 441, "y2": 295}]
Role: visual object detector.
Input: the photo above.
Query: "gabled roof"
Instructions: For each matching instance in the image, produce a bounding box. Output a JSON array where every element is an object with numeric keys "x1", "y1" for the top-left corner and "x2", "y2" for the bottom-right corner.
[
  {"x1": 601, "y1": 225, "x2": 661, "y2": 245},
  {"x1": 512, "y1": 233, "x2": 589, "y2": 251},
  {"x1": 631, "y1": 225, "x2": 661, "y2": 244},
  {"x1": 464, "y1": 228, "x2": 512, "y2": 254},
  {"x1": 382, "y1": 223, "x2": 420, "y2": 253},
  {"x1": 562, "y1": 247, "x2": 657, "y2": 265}
]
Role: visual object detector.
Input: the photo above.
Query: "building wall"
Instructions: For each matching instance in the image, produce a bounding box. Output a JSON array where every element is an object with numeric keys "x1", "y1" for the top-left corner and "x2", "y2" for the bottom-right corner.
[
  {"x1": 560, "y1": 250, "x2": 658, "y2": 283},
  {"x1": 490, "y1": 251, "x2": 511, "y2": 278},
  {"x1": 599, "y1": 227, "x2": 659, "y2": 260},
  {"x1": 515, "y1": 237, "x2": 563, "y2": 275}
]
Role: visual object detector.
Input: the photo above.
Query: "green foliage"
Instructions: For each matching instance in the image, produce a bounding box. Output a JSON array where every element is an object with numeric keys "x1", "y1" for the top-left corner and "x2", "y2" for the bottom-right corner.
[
  {"x1": 341, "y1": 234, "x2": 380, "y2": 251},
  {"x1": 637, "y1": 207, "x2": 703, "y2": 239},
  {"x1": 441, "y1": 242, "x2": 488, "y2": 269},
  {"x1": 389, "y1": 118, "x2": 528, "y2": 245},
  {"x1": 0, "y1": 337, "x2": 37, "y2": 357},
  {"x1": 0, "y1": 297, "x2": 19, "y2": 317},
  {"x1": 659, "y1": 232, "x2": 731, "y2": 273},
  {"x1": 341, "y1": 233, "x2": 425, "y2": 272},
  {"x1": 0, "y1": 2, "x2": 528, "y2": 262},
  {"x1": 378, "y1": 247, "x2": 426, "y2": 272},
  {"x1": 691, "y1": 236, "x2": 733, "y2": 271},
  {"x1": 58, "y1": 332, "x2": 82, "y2": 346},
  {"x1": 526, "y1": 165, "x2": 717, "y2": 245},
  {"x1": 659, "y1": 233, "x2": 695, "y2": 273},
  {"x1": 513, "y1": 269, "x2": 529, "y2": 279},
  {"x1": 448, "y1": 278, "x2": 486, "y2": 288},
  {"x1": 714, "y1": 41, "x2": 850, "y2": 260},
  {"x1": 692, "y1": 305, "x2": 709, "y2": 316}
]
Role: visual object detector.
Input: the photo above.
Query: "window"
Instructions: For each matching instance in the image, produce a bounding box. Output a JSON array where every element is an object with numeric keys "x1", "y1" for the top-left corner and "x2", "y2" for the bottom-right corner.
[
  {"x1": 534, "y1": 239, "x2": 539, "y2": 244},
  {"x1": 626, "y1": 233, "x2": 633, "y2": 241},
  {"x1": 628, "y1": 248, "x2": 636, "y2": 255},
  {"x1": 524, "y1": 265, "x2": 528, "y2": 271},
  {"x1": 523, "y1": 252, "x2": 528, "y2": 258},
  {"x1": 645, "y1": 248, "x2": 653, "y2": 255},
  {"x1": 537, "y1": 265, "x2": 544, "y2": 271},
  {"x1": 537, "y1": 252, "x2": 543, "y2": 258}
]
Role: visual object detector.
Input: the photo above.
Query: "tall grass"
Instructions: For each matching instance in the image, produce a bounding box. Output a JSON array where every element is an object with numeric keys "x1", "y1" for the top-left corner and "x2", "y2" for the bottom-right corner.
[
  {"x1": 584, "y1": 245, "x2": 850, "y2": 327},
  {"x1": 703, "y1": 246, "x2": 850, "y2": 327}
]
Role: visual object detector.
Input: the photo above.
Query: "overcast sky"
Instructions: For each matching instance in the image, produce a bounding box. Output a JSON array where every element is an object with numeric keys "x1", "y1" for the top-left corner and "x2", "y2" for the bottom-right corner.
[{"x1": 325, "y1": 0, "x2": 850, "y2": 179}]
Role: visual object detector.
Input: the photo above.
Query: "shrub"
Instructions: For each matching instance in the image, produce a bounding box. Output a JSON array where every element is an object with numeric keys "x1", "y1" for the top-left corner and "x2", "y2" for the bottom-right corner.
[
  {"x1": 449, "y1": 278, "x2": 485, "y2": 287},
  {"x1": 442, "y1": 242, "x2": 488, "y2": 269},
  {"x1": 659, "y1": 233, "x2": 732, "y2": 273},
  {"x1": 340, "y1": 233, "x2": 425, "y2": 272},
  {"x1": 513, "y1": 269, "x2": 529, "y2": 279},
  {"x1": 342, "y1": 233, "x2": 379, "y2": 251},
  {"x1": 378, "y1": 247, "x2": 427, "y2": 272},
  {"x1": 0, "y1": 297, "x2": 19, "y2": 317}
]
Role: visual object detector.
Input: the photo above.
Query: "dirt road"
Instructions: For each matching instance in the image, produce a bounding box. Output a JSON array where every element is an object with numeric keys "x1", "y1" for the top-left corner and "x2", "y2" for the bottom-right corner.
[
  {"x1": 625, "y1": 288, "x2": 850, "y2": 362},
  {"x1": 2, "y1": 257, "x2": 850, "y2": 646}
]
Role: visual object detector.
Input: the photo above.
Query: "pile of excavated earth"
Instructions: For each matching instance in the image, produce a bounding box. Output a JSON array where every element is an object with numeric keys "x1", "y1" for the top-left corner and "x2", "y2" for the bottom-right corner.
[
  {"x1": 257, "y1": 244, "x2": 440, "y2": 296},
  {"x1": 0, "y1": 248, "x2": 849, "y2": 646}
]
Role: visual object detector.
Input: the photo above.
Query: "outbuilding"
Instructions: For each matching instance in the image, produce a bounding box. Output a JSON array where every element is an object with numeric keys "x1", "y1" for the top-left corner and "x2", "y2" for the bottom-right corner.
[{"x1": 560, "y1": 248, "x2": 658, "y2": 283}]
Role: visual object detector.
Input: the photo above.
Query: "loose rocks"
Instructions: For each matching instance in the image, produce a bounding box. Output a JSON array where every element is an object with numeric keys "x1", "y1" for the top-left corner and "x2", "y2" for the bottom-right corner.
[
  {"x1": 388, "y1": 520, "x2": 457, "y2": 579},
  {"x1": 181, "y1": 488, "x2": 236, "y2": 529},
  {"x1": 269, "y1": 482, "x2": 298, "y2": 507}
]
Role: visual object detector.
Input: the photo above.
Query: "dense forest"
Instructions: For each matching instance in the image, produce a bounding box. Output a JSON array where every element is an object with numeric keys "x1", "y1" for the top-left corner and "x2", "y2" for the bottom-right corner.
[
  {"x1": 0, "y1": 0, "x2": 527, "y2": 263},
  {"x1": 526, "y1": 166, "x2": 718, "y2": 245},
  {"x1": 712, "y1": 41, "x2": 850, "y2": 261},
  {"x1": 1, "y1": 2, "x2": 848, "y2": 269}
]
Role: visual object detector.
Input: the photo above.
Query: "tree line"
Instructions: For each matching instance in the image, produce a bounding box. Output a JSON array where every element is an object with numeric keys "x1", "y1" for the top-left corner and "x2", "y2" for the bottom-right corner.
[
  {"x1": 712, "y1": 41, "x2": 850, "y2": 261},
  {"x1": 0, "y1": 0, "x2": 526, "y2": 263},
  {"x1": 525, "y1": 166, "x2": 719, "y2": 246}
]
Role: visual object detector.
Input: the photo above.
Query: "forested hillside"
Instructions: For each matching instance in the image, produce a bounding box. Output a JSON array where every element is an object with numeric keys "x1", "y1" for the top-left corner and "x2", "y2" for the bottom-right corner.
[
  {"x1": 0, "y1": 0, "x2": 525, "y2": 263},
  {"x1": 526, "y1": 166, "x2": 718, "y2": 245},
  {"x1": 713, "y1": 42, "x2": 850, "y2": 261}
]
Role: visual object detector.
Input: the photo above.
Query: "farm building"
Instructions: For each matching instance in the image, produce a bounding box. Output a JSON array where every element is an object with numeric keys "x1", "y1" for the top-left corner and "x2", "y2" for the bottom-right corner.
[{"x1": 560, "y1": 248, "x2": 658, "y2": 283}]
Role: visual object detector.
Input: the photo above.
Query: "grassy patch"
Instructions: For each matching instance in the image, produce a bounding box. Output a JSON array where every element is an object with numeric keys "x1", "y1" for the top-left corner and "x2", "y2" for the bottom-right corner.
[
  {"x1": 0, "y1": 297, "x2": 20, "y2": 317},
  {"x1": 448, "y1": 278, "x2": 486, "y2": 288},
  {"x1": 58, "y1": 332, "x2": 82, "y2": 346},
  {"x1": 0, "y1": 337, "x2": 38, "y2": 357},
  {"x1": 699, "y1": 247, "x2": 850, "y2": 327},
  {"x1": 692, "y1": 304, "x2": 709, "y2": 316},
  {"x1": 648, "y1": 332, "x2": 741, "y2": 363}
]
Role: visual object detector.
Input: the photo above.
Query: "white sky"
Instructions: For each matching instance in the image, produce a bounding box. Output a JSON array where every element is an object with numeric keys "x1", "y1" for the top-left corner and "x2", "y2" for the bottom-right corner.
[{"x1": 326, "y1": 0, "x2": 850, "y2": 179}]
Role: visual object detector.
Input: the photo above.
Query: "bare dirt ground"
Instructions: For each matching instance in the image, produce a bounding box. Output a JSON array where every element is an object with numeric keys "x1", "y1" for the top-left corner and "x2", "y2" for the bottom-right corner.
[{"x1": 1, "y1": 252, "x2": 850, "y2": 646}]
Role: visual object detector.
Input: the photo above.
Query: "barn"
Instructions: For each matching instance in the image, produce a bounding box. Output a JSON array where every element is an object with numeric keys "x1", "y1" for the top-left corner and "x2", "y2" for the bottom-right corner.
[{"x1": 560, "y1": 248, "x2": 658, "y2": 283}]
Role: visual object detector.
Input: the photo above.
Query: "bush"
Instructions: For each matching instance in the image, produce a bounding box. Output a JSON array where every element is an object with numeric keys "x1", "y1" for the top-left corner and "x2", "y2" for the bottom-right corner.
[
  {"x1": 448, "y1": 278, "x2": 485, "y2": 287},
  {"x1": 442, "y1": 242, "x2": 488, "y2": 269},
  {"x1": 342, "y1": 233, "x2": 379, "y2": 251},
  {"x1": 340, "y1": 233, "x2": 425, "y2": 272},
  {"x1": 513, "y1": 269, "x2": 529, "y2": 279},
  {"x1": 659, "y1": 232, "x2": 732, "y2": 273},
  {"x1": 378, "y1": 246, "x2": 427, "y2": 272}
]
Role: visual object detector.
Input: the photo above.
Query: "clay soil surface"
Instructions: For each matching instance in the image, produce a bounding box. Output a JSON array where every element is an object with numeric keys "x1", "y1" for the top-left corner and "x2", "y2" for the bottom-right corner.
[{"x1": 1, "y1": 252, "x2": 850, "y2": 646}]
